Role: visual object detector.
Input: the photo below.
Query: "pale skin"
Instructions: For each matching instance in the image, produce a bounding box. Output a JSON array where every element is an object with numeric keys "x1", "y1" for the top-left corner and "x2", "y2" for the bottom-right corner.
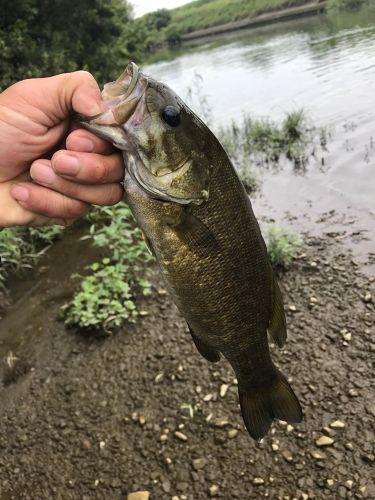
[{"x1": 0, "y1": 71, "x2": 125, "y2": 228}]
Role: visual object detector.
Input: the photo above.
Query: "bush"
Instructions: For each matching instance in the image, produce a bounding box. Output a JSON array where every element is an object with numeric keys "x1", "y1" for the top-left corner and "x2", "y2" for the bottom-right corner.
[
  {"x1": 63, "y1": 203, "x2": 153, "y2": 333},
  {"x1": 265, "y1": 224, "x2": 302, "y2": 268}
]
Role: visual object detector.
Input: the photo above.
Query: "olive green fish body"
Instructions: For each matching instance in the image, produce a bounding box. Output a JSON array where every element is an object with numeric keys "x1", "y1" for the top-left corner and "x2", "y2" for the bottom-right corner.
[{"x1": 81, "y1": 63, "x2": 303, "y2": 440}]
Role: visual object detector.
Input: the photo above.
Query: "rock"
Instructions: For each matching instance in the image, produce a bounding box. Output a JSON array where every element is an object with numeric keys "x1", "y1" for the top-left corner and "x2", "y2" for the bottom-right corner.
[
  {"x1": 271, "y1": 443, "x2": 279, "y2": 452},
  {"x1": 289, "y1": 305, "x2": 297, "y2": 312},
  {"x1": 363, "y1": 292, "x2": 372, "y2": 303},
  {"x1": 315, "y1": 436, "x2": 334, "y2": 447},
  {"x1": 228, "y1": 429, "x2": 238, "y2": 439},
  {"x1": 192, "y1": 458, "x2": 207, "y2": 470},
  {"x1": 154, "y1": 373, "x2": 164, "y2": 383},
  {"x1": 127, "y1": 492, "x2": 150, "y2": 500},
  {"x1": 203, "y1": 393, "x2": 213, "y2": 402},
  {"x1": 282, "y1": 450, "x2": 293, "y2": 462},
  {"x1": 330, "y1": 420, "x2": 345, "y2": 429},
  {"x1": 253, "y1": 477, "x2": 264, "y2": 485},
  {"x1": 220, "y1": 384, "x2": 229, "y2": 397},
  {"x1": 174, "y1": 431, "x2": 188, "y2": 442},
  {"x1": 211, "y1": 418, "x2": 229, "y2": 428},
  {"x1": 345, "y1": 480, "x2": 353, "y2": 489},
  {"x1": 311, "y1": 451, "x2": 326, "y2": 460},
  {"x1": 326, "y1": 479, "x2": 334, "y2": 487},
  {"x1": 209, "y1": 485, "x2": 219, "y2": 497}
]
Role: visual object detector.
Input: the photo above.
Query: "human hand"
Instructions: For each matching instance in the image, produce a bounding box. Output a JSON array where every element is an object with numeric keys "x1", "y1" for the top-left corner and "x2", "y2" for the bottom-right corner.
[{"x1": 0, "y1": 72, "x2": 124, "y2": 227}]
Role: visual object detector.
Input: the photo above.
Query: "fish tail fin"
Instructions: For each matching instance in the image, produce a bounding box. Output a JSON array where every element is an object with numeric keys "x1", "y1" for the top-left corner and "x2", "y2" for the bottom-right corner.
[{"x1": 238, "y1": 369, "x2": 303, "y2": 441}]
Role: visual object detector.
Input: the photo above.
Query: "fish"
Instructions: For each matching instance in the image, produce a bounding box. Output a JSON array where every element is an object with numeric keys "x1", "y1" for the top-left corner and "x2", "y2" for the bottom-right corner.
[{"x1": 80, "y1": 62, "x2": 303, "y2": 441}]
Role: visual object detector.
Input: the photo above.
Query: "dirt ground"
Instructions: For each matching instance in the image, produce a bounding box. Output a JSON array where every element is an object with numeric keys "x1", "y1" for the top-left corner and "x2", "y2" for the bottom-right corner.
[{"x1": 0, "y1": 235, "x2": 374, "y2": 500}]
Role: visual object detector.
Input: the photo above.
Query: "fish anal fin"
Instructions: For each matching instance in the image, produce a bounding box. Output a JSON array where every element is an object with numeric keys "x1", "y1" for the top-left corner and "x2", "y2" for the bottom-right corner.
[
  {"x1": 188, "y1": 324, "x2": 220, "y2": 363},
  {"x1": 238, "y1": 368, "x2": 303, "y2": 441},
  {"x1": 268, "y1": 271, "x2": 287, "y2": 348},
  {"x1": 174, "y1": 211, "x2": 219, "y2": 258}
]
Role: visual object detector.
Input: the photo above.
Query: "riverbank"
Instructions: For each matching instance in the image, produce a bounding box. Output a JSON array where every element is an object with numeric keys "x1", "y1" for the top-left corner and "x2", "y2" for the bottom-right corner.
[
  {"x1": 180, "y1": 1, "x2": 327, "y2": 42},
  {"x1": 0, "y1": 233, "x2": 373, "y2": 499}
]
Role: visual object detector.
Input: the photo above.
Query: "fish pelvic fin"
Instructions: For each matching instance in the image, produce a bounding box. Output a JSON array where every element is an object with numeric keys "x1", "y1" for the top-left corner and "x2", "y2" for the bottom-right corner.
[
  {"x1": 238, "y1": 369, "x2": 303, "y2": 442},
  {"x1": 268, "y1": 270, "x2": 287, "y2": 348},
  {"x1": 188, "y1": 324, "x2": 220, "y2": 363}
]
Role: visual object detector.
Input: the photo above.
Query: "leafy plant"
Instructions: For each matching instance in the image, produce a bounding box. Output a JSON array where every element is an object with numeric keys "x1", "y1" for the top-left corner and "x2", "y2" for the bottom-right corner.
[
  {"x1": 0, "y1": 226, "x2": 64, "y2": 291},
  {"x1": 265, "y1": 224, "x2": 302, "y2": 268},
  {"x1": 63, "y1": 202, "x2": 153, "y2": 333}
]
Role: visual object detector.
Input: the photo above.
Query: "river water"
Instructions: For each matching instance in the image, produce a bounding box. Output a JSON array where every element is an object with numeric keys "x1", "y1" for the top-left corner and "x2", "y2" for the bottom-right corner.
[{"x1": 145, "y1": 7, "x2": 375, "y2": 273}]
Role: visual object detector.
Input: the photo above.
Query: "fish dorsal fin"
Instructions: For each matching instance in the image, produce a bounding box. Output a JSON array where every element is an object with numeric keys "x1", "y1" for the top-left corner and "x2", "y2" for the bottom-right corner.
[{"x1": 268, "y1": 270, "x2": 287, "y2": 347}]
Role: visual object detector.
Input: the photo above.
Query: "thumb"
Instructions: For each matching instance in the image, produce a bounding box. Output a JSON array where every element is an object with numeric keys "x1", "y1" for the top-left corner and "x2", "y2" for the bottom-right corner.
[{"x1": 50, "y1": 70, "x2": 106, "y2": 118}]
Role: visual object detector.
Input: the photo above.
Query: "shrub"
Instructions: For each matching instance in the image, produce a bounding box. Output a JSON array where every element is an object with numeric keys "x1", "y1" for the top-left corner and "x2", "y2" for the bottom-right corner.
[{"x1": 265, "y1": 224, "x2": 302, "y2": 268}]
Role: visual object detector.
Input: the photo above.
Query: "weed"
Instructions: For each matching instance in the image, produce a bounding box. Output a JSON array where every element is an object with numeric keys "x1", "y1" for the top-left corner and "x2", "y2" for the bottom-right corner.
[
  {"x1": 0, "y1": 226, "x2": 64, "y2": 291},
  {"x1": 63, "y1": 202, "x2": 153, "y2": 333},
  {"x1": 265, "y1": 224, "x2": 302, "y2": 269}
]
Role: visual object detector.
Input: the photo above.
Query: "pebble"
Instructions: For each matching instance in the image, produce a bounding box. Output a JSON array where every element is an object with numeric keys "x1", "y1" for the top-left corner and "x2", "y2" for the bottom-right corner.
[
  {"x1": 326, "y1": 479, "x2": 334, "y2": 487},
  {"x1": 330, "y1": 420, "x2": 345, "y2": 429},
  {"x1": 127, "y1": 492, "x2": 150, "y2": 500},
  {"x1": 282, "y1": 450, "x2": 293, "y2": 462},
  {"x1": 271, "y1": 443, "x2": 279, "y2": 452},
  {"x1": 192, "y1": 458, "x2": 207, "y2": 470},
  {"x1": 289, "y1": 305, "x2": 297, "y2": 312},
  {"x1": 311, "y1": 451, "x2": 326, "y2": 460},
  {"x1": 209, "y1": 484, "x2": 219, "y2": 497},
  {"x1": 139, "y1": 310, "x2": 149, "y2": 317},
  {"x1": 345, "y1": 480, "x2": 353, "y2": 489},
  {"x1": 174, "y1": 431, "x2": 188, "y2": 442},
  {"x1": 211, "y1": 418, "x2": 229, "y2": 428},
  {"x1": 227, "y1": 429, "x2": 238, "y2": 439},
  {"x1": 154, "y1": 373, "x2": 164, "y2": 383},
  {"x1": 315, "y1": 436, "x2": 334, "y2": 447},
  {"x1": 253, "y1": 477, "x2": 265, "y2": 485},
  {"x1": 363, "y1": 292, "x2": 372, "y2": 303},
  {"x1": 220, "y1": 384, "x2": 229, "y2": 397},
  {"x1": 203, "y1": 394, "x2": 213, "y2": 402}
]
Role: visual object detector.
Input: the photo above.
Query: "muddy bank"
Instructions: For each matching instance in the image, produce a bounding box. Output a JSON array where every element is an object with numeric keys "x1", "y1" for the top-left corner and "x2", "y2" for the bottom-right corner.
[
  {"x1": 180, "y1": 1, "x2": 327, "y2": 43},
  {"x1": 0, "y1": 234, "x2": 373, "y2": 500}
]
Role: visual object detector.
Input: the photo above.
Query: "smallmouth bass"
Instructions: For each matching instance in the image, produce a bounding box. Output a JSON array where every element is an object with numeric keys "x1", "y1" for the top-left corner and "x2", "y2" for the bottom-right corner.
[{"x1": 80, "y1": 63, "x2": 303, "y2": 441}]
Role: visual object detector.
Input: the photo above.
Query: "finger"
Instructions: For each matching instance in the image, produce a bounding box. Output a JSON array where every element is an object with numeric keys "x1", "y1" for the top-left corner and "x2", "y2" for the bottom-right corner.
[
  {"x1": 10, "y1": 181, "x2": 90, "y2": 220},
  {"x1": 66, "y1": 128, "x2": 116, "y2": 155},
  {"x1": 30, "y1": 161, "x2": 124, "y2": 206},
  {"x1": 51, "y1": 150, "x2": 124, "y2": 185}
]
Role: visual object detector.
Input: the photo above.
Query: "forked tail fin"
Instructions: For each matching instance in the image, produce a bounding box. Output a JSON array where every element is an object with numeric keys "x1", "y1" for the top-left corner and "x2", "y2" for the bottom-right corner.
[{"x1": 238, "y1": 369, "x2": 302, "y2": 441}]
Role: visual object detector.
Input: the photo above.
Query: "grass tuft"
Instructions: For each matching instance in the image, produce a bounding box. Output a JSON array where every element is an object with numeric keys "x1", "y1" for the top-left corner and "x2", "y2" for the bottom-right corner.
[{"x1": 265, "y1": 224, "x2": 302, "y2": 269}]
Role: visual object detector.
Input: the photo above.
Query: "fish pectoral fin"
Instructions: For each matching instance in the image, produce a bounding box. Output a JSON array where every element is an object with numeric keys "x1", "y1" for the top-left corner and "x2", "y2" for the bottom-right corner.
[
  {"x1": 141, "y1": 230, "x2": 155, "y2": 257},
  {"x1": 187, "y1": 324, "x2": 220, "y2": 363},
  {"x1": 174, "y1": 211, "x2": 219, "y2": 258},
  {"x1": 268, "y1": 270, "x2": 287, "y2": 348},
  {"x1": 239, "y1": 369, "x2": 302, "y2": 442}
]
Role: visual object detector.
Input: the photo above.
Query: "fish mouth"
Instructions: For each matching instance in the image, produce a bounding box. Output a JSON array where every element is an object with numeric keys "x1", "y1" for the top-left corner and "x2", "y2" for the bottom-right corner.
[{"x1": 78, "y1": 62, "x2": 148, "y2": 149}]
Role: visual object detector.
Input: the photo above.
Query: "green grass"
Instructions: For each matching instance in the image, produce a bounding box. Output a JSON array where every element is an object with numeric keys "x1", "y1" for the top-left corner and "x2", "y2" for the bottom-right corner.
[
  {"x1": 163, "y1": 0, "x2": 310, "y2": 38},
  {"x1": 62, "y1": 203, "x2": 153, "y2": 334},
  {"x1": 265, "y1": 224, "x2": 302, "y2": 268},
  {"x1": 0, "y1": 225, "x2": 64, "y2": 291},
  {"x1": 217, "y1": 109, "x2": 327, "y2": 170},
  {"x1": 327, "y1": 0, "x2": 369, "y2": 11}
]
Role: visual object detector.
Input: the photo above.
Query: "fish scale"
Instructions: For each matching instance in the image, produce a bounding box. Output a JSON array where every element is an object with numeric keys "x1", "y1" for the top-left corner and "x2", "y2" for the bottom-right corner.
[{"x1": 80, "y1": 62, "x2": 303, "y2": 441}]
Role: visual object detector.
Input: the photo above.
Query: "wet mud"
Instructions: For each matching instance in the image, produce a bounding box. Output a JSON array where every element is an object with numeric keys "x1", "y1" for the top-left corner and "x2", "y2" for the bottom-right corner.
[{"x1": 0, "y1": 234, "x2": 373, "y2": 500}]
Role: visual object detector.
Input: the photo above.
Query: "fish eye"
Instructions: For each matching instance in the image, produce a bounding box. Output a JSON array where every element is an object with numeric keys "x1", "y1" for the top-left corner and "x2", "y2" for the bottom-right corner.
[{"x1": 161, "y1": 106, "x2": 181, "y2": 127}]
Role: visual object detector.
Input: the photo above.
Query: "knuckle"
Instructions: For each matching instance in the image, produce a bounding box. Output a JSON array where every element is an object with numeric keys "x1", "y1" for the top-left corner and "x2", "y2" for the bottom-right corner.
[{"x1": 106, "y1": 185, "x2": 123, "y2": 206}]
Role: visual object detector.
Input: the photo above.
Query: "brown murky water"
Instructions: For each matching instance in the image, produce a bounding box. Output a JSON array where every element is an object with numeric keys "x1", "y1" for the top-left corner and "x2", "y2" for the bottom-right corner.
[{"x1": 145, "y1": 7, "x2": 375, "y2": 273}]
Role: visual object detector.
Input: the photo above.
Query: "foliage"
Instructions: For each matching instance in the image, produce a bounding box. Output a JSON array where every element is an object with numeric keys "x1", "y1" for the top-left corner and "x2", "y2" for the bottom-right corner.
[
  {"x1": 217, "y1": 109, "x2": 327, "y2": 170},
  {"x1": 327, "y1": 0, "x2": 369, "y2": 11},
  {"x1": 63, "y1": 203, "x2": 153, "y2": 333},
  {"x1": 265, "y1": 224, "x2": 302, "y2": 268},
  {"x1": 0, "y1": 0, "x2": 136, "y2": 90},
  {"x1": 0, "y1": 225, "x2": 64, "y2": 290}
]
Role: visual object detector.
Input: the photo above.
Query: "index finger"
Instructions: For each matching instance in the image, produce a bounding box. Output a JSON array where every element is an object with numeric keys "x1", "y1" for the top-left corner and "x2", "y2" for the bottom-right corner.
[{"x1": 66, "y1": 128, "x2": 116, "y2": 155}]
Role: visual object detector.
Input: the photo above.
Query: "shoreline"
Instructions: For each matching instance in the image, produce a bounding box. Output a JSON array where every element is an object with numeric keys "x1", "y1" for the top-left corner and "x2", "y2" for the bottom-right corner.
[{"x1": 180, "y1": 1, "x2": 327, "y2": 43}]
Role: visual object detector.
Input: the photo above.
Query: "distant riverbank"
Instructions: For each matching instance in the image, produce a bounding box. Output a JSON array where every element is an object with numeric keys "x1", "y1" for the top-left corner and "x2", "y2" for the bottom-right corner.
[{"x1": 181, "y1": 1, "x2": 327, "y2": 42}]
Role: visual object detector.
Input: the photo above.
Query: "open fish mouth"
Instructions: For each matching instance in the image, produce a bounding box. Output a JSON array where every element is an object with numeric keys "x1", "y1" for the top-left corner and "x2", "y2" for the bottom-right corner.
[{"x1": 77, "y1": 62, "x2": 148, "y2": 149}]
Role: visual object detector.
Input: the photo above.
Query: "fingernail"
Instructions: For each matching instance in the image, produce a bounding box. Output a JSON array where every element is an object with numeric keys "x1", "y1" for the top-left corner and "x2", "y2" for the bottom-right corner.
[
  {"x1": 11, "y1": 185, "x2": 29, "y2": 202},
  {"x1": 72, "y1": 136, "x2": 95, "y2": 152},
  {"x1": 54, "y1": 154, "x2": 80, "y2": 176},
  {"x1": 86, "y1": 99, "x2": 106, "y2": 116},
  {"x1": 31, "y1": 163, "x2": 56, "y2": 185}
]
